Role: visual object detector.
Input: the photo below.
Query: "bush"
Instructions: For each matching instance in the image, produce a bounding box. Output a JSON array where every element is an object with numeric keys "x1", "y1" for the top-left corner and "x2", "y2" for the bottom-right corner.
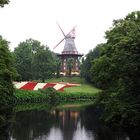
[
  {"x1": 13, "y1": 89, "x2": 48, "y2": 104},
  {"x1": 14, "y1": 87, "x2": 98, "y2": 105},
  {"x1": 40, "y1": 88, "x2": 60, "y2": 105}
]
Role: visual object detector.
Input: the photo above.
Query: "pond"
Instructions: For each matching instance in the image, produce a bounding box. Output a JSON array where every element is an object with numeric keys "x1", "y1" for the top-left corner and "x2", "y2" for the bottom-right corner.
[{"x1": 0, "y1": 104, "x2": 135, "y2": 140}]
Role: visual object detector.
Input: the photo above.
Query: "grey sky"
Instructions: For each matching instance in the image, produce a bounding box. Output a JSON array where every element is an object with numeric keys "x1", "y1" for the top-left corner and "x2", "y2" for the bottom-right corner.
[{"x1": 0, "y1": 0, "x2": 140, "y2": 54}]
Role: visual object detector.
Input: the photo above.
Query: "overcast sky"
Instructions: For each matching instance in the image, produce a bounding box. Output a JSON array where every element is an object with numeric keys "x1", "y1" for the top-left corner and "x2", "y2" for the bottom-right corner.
[{"x1": 0, "y1": 0, "x2": 140, "y2": 54}]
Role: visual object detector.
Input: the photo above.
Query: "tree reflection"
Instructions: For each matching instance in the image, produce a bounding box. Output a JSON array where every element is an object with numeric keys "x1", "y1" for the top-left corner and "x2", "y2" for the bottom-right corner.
[
  {"x1": 0, "y1": 107, "x2": 15, "y2": 140},
  {"x1": 11, "y1": 110, "x2": 55, "y2": 140},
  {"x1": 81, "y1": 105, "x2": 136, "y2": 140}
]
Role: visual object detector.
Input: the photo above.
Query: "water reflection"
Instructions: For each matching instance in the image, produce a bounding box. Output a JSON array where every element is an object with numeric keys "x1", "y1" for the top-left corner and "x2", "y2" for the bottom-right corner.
[
  {"x1": 0, "y1": 107, "x2": 15, "y2": 140},
  {"x1": 34, "y1": 127, "x2": 63, "y2": 140},
  {"x1": 73, "y1": 121, "x2": 94, "y2": 140},
  {"x1": 0, "y1": 105, "x2": 139, "y2": 140}
]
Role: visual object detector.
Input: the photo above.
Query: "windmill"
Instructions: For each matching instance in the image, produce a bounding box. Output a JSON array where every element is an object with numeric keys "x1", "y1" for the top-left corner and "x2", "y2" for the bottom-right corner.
[{"x1": 54, "y1": 22, "x2": 83, "y2": 76}]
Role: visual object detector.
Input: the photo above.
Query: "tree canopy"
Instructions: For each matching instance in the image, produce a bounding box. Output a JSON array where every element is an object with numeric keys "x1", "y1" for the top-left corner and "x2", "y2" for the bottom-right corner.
[
  {"x1": 92, "y1": 11, "x2": 140, "y2": 91},
  {"x1": 80, "y1": 43, "x2": 105, "y2": 82},
  {"x1": 81, "y1": 11, "x2": 140, "y2": 126},
  {"x1": 32, "y1": 46, "x2": 56, "y2": 82},
  {"x1": 14, "y1": 39, "x2": 56, "y2": 82}
]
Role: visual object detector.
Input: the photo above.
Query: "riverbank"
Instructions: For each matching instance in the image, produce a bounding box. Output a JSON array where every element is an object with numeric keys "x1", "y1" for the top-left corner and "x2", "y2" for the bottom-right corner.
[{"x1": 13, "y1": 101, "x2": 94, "y2": 112}]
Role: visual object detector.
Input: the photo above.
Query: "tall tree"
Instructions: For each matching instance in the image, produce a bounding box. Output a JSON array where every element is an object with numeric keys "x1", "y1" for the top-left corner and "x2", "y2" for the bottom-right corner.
[
  {"x1": 91, "y1": 11, "x2": 140, "y2": 125},
  {"x1": 92, "y1": 11, "x2": 140, "y2": 90},
  {"x1": 81, "y1": 43, "x2": 105, "y2": 82},
  {"x1": 14, "y1": 39, "x2": 38, "y2": 80},
  {"x1": 14, "y1": 38, "x2": 56, "y2": 82},
  {"x1": 0, "y1": 35, "x2": 16, "y2": 106},
  {"x1": 32, "y1": 46, "x2": 56, "y2": 82}
]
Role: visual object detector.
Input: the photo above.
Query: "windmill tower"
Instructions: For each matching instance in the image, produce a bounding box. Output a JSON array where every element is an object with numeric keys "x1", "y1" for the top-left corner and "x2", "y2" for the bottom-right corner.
[{"x1": 54, "y1": 22, "x2": 83, "y2": 76}]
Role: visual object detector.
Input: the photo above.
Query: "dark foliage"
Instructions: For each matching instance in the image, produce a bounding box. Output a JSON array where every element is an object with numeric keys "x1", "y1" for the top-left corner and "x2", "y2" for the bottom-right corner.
[
  {"x1": 91, "y1": 11, "x2": 140, "y2": 126},
  {"x1": 0, "y1": 36, "x2": 16, "y2": 106}
]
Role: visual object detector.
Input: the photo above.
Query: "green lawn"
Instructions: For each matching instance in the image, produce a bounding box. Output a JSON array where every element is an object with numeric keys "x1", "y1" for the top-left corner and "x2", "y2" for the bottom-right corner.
[
  {"x1": 47, "y1": 77, "x2": 100, "y2": 94},
  {"x1": 64, "y1": 83, "x2": 100, "y2": 94},
  {"x1": 46, "y1": 77, "x2": 85, "y2": 84}
]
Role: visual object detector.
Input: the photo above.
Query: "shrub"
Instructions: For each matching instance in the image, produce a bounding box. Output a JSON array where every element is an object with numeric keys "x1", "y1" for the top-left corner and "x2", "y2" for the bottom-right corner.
[{"x1": 40, "y1": 88, "x2": 60, "y2": 105}]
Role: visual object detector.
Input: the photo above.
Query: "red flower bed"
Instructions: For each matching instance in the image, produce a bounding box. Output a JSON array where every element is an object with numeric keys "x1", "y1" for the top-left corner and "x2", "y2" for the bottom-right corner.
[
  {"x1": 20, "y1": 82, "x2": 38, "y2": 90},
  {"x1": 59, "y1": 84, "x2": 74, "y2": 91},
  {"x1": 15, "y1": 82, "x2": 79, "y2": 91},
  {"x1": 43, "y1": 83, "x2": 56, "y2": 89}
]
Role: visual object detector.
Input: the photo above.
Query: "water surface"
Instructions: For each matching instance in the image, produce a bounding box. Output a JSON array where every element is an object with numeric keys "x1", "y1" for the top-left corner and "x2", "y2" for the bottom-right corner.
[{"x1": 6, "y1": 105, "x2": 131, "y2": 140}]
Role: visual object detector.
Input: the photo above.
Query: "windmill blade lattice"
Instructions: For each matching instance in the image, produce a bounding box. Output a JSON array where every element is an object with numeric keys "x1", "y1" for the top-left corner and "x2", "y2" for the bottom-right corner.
[
  {"x1": 53, "y1": 37, "x2": 65, "y2": 49},
  {"x1": 56, "y1": 21, "x2": 66, "y2": 37},
  {"x1": 53, "y1": 23, "x2": 77, "y2": 50}
]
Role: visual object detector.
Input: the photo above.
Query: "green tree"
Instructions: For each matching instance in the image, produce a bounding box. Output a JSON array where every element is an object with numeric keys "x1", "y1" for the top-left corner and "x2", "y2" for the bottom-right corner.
[
  {"x1": 92, "y1": 11, "x2": 140, "y2": 91},
  {"x1": 81, "y1": 43, "x2": 105, "y2": 82},
  {"x1": 0, "y1": 0, "x2": 9, "y2": 7},
  {"x1": 33, "y1": 46, "x2": 56, "y2": 82},
  {"x1": 14, "y1": 39, "x2": 48, "y2": 81},
  {"x1": 92, "y1": 11, "x2": 140, "y2": 125},
  {"x1": 0, "y1": 36, "x2": 16, "y2": 106},
  {"x1": 14, "y1": 39, "x2": 56, "y2": 82}
]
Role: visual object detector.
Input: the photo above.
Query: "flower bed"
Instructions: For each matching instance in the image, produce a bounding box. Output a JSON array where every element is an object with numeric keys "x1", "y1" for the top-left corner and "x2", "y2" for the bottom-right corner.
[
  {"x1": 59, "y1": 84, "x2": 73, "y2": 91},
  {"x1": 20, "y1": 82, "x2": 38, "y2": 90},
  {"x1": 14, "y1": 82, "x2": 79, "y2": 91},
  {"x1": 43, "y1": 83, "x2": 56, "y2": 89}
]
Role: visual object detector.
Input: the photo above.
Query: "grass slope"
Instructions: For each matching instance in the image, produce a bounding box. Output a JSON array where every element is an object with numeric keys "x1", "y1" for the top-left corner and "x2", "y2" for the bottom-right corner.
[{"x1": 47, "y1": 77, "x2": 100, "y2": 94}]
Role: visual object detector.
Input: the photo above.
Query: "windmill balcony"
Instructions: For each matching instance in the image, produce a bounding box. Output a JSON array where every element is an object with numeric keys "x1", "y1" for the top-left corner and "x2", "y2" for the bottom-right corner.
[{"x1": 62, "y1": 51, "x2": 78, "y2": 54}]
